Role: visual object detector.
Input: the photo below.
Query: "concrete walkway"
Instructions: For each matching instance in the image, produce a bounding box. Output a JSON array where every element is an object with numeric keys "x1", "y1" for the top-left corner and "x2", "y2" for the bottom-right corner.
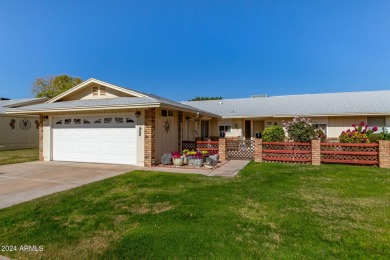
[{"x1": 208, "y1": 160, "x2": 250, "y2": 177}]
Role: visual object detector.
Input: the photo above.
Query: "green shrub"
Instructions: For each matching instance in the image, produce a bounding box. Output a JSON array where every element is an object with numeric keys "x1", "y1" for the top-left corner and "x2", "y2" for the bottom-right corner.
[
  {"x1": 283, "y1": 117, "x2": 317, "y2": 142},
  {"x1": 367, "y1": 133, "x2": 382, "y2": 143},
  {"x1": 262, "y1": 125, "x2": 285, "y2": 142}
]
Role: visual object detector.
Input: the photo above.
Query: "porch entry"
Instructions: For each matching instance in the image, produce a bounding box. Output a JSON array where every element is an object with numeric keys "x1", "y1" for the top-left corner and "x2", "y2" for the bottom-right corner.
[{"x1": 245, "y1": 120, "x2": 251, "y2": 139}]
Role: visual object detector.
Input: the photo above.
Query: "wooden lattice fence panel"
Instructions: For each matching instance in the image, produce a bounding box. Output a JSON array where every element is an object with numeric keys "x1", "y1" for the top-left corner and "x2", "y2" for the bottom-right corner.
[
  {"x1": 321, "y1": 143, "x2": 379, "y2": 165},
  {"x1": 196, "y1": 141, "x2": 219, "y2": 154},
  {"x1": 182, "y1": 141, "x2": 196, "y2": 150},
  {"x1": 226, "y1": 139, "x2": 254, "y2": 160},
  {"x1": 262, "y1": 142, "x2": 312, "y2": 163}
]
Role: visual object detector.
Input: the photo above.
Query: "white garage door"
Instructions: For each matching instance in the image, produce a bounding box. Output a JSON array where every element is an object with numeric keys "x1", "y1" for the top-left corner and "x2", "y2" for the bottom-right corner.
[{"x1": 53, "y1": 115, "x2": 137, "y2": 165}]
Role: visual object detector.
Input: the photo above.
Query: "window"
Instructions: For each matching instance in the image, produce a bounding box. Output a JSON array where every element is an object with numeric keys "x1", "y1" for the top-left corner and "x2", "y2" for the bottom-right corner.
[
  {"x1": 104, "y1": 118, "x2": 112, "y2": 123},
  {"x1": 94, "y1": 119, "x2": 101, "y2": 124},
  {"x1": 100, "y1": 86, "x2": 106, "y2": 95},
  {"x1": 368, "y1": 117, "x2": 385, "y2": 127},
  {"x1": 161, "y1": 109, "x2": 173, "y2": 117},
  {"x1": 74, "y1": 119, "x2": 81, "y2": 124},
  {"x1": 83, "y1": 119, "x2": 90, "y2": 124},
  {"x1": 315, "y1": 124, "x2": 327, "y2": 135},
  {"x1": 115, "y1": 117, "x2": 123, "y2": 123},
  {"x1": 201, "y1": 120, "x2": 209, "y2": 138},
  {"x1": 219, "y1": 125, "x2": 231, "y2": 133},
  {"x1": 64, "y1": 119, "x2": 71, "y2": 124},
  {"x1": 126, "y1": 118, "x2": 134, "y2": 123},
  {"x1": 93, "y1": 86, "x2": 99, "y2": 96},
  {"x1": 55, "y1": 120, "x2": 62, "y2": 125}
]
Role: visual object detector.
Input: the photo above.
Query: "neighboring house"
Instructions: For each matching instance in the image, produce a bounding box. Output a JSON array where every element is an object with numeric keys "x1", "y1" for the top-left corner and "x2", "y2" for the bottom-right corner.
[
  {"x1": 0, "y1": 97, "x2": 47, "y2": 150},
  {"x1": 182, "y1": 91, "x2": 390, "y2": 140},
  {"x1": 7, "y1": 78, "x2": 390, "y2": 166}
]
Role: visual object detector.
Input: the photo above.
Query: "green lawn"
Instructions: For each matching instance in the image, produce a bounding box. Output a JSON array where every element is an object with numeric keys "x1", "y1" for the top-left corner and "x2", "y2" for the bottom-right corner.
[
  {"x1": 0, "y1": 148, "x2": 39, "y2": 165},
  {"x1": 1, "y1": 163, "x2": 390, "y2": 259}
]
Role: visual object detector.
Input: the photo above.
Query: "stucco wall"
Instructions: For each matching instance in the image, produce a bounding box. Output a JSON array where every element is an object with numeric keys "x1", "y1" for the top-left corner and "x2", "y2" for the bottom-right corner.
[{"x1": 0, "y1": 115, "x2": 39, "y2": 150}]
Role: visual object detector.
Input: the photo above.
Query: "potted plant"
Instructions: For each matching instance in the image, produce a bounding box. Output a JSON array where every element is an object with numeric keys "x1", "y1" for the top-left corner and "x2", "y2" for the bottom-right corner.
[
  {"x1": 182, "y1": 149, "x2": 191, "y2": 164},
  {"x1": 199, "y1": 150, "x2": 209, "y2": 162},
  {"x1": 172, "y1": 151, "x2": 184, "y2": 166},
  {"x1": 255, "y1": 131, "x2": 262, "y2": 138},
  {"x1": 191, "y1": 151, "x2": 204, "y2": 167}
]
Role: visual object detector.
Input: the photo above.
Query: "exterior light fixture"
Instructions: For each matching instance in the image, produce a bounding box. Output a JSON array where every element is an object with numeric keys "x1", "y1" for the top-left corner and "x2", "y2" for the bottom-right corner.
[{"x1": 135, "y1": 111, "x2": 141, "y2": 117}]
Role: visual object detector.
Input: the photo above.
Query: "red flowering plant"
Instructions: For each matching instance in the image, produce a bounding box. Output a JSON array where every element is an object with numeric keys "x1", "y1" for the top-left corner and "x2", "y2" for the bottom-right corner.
[
  {"x1": 339, "y1": 122, "x2": 378, "y2": 143},
  {"x1": 171, "y1": 151, "x2": 182, "y2": 159},
  {"x1": 190, "y1": 151, "x2": 203, "y2": 159}
]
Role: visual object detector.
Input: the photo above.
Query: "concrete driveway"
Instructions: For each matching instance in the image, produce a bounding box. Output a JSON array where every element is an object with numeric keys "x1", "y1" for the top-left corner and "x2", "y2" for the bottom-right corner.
[{"x1": 0, "y1": 161, "x2": 136, "y2": 209}]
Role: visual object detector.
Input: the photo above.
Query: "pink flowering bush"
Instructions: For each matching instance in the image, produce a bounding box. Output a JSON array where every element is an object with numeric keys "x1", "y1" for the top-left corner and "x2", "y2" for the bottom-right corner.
[
  {"x1": 339, "y1": 122, "x2": 378, "y2": 143},
  {"x1": 283, "y1": 116, "x2": 323, "y2": 142}
]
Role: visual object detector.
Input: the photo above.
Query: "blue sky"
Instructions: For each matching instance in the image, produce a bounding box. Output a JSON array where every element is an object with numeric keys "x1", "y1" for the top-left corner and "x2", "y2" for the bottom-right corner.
[{"x1": 1, "y1": 0, "x2": 389, "y2": 101}]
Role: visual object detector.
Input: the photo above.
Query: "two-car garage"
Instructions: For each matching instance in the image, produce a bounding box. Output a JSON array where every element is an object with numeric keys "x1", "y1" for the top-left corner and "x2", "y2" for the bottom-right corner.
[{"x1": 52, "y1": 114, "x2": 137, "y2": 165}]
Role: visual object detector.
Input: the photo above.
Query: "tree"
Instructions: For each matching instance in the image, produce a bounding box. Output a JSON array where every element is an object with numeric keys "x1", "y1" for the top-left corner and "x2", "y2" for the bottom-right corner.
[
  {"x1": 32, "y1": 74, "x2": 83, "y2": 98},
  {"x1": 189, "y1": 96, "x2": 223, "y2": 101}
]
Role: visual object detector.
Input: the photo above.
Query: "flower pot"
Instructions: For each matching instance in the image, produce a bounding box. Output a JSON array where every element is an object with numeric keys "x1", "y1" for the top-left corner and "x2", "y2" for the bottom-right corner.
[
  {"x1": 192, "y1": 158, "x2": 203, "y2": 168},
  {"x1": 183, "y1": 156, "x2": 189, "y2": 164},
  {"x1": 173, "y1": 157, "x2": 184, "y2": 167}
]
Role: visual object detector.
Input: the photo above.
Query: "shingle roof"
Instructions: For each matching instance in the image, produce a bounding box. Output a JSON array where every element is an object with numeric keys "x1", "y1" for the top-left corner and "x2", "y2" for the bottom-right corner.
[
  {"x1": 0, "y1": 98, "x2": 47, "y2": 114},
  {"x1": 7, "y1": 96, "x2": 219, "y2": 117},
  {"x1": 181, "y1": 90, "x2": 390, "y2": 118}
]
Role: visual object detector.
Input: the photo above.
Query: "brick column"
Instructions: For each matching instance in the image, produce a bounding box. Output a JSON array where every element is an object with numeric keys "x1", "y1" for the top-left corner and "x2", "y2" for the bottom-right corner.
[
  {"x1": 254, "y1": 138, "x2": 262, "y2": 162},
  {"x1": 219, "y1": 138, "x2": 227, "y2": 161},
  {"x1": 311, "y1": 139, "x2": 321, "y2": 165},
  {"x1": 144, "y1": 108, "x2": 156, "y2": 167},
  {"x1": 378, "y1": 140, "x2": 390, "y2": 168},
  {"x1": 39, "y1": 114, "x2": 44, "y2": 161}
]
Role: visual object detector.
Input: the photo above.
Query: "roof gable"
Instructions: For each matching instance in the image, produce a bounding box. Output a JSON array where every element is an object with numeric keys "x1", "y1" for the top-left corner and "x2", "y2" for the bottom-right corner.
[{"x1": 46, "y1": 78, "x2": 147, "y2": 103}]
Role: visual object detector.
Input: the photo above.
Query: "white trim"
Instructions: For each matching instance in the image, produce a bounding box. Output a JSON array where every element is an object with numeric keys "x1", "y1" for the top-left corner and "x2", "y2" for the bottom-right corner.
[{"x1": 46, "y1": 78, "x2": 147, "y2": 103}]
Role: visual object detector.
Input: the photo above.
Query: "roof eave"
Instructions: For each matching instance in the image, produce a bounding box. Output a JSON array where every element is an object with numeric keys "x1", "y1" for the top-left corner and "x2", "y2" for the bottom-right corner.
[{"x1": 5, "y1": 103, "x2": 161, "y2": 114}]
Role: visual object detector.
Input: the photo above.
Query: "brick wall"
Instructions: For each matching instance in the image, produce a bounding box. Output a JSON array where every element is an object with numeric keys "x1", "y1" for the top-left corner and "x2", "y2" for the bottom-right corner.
[
  {"x1": 144, "y1": 108, "x2": 156, "y2": 167},
  {"x1": 311, "y1": 140, "x2": 320, "y2": 165},
  {"x1": 219, "y1": 138, "x2": 226, "y2": 161},
  {"x1": 378, "y1": 140, "x2": 390, "y2": 168},
  {"x1": 38, "y1": 114, "x2": 43, "y2": 161},
  {"x1": 254, "y1": 138, "x2": 262, "y2": 162}
]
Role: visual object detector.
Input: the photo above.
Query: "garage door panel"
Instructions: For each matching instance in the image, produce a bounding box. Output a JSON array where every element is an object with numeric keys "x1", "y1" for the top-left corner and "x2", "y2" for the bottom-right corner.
[{"x1": 53, "y1": 115, "x2": 137, "y2": 165}]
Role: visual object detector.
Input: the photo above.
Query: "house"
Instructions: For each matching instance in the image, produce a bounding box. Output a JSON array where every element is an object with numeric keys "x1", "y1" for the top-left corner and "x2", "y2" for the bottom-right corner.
[
  {"x1": 6, "y1": 78, "x2": 390, "y2": 166},
  {"x1": 6, "y1": 79, "x2": 219, "y2": 166},
  {"x1": 0, "y1": 97, "x2": 47, "y2": 150},
  {"x1": 182, "y1": 91, "x2": 390, "y2": 140}
]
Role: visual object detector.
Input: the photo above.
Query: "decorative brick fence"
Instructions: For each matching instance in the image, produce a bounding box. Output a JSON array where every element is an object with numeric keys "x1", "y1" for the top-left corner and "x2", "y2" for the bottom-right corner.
[{"x1": 218, "y1": 138, "x2": 390, "y2": 168}]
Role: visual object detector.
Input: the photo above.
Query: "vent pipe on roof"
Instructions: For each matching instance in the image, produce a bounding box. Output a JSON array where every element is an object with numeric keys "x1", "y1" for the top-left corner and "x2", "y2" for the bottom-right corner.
[{"x1": 251, "y1": 94, "x2": 268, "y2": 98}]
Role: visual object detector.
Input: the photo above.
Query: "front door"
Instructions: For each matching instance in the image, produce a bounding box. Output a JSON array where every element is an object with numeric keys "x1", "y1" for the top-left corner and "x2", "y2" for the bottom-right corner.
[{"x1": 245, "y1": 120, "x2": 251, "y2": 139}]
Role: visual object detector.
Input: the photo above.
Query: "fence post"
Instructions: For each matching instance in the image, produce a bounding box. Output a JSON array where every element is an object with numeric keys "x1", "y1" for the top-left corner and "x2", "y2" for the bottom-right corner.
[
  {"x1": 219, "y1": 138, "x2": 227, "y2": 161},
  {"x1": 378, "y1": 140, "x2": 390, "y2": 168},
  {"x1": 311, "y1": 140, "x2": 321, "y2": 165},
  {"x1": 254, "y1": 138, "x2": 262, "y2": 162}
]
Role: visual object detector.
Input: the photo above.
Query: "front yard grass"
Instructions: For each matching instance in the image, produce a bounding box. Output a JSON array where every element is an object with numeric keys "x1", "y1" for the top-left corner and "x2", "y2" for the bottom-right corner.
[
  {"x1": 0, "y1": 148, "x2": 39, "y2": 165},
  {"x1": 1, "y1": 163, "x2": 390, "y2": 259}
]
